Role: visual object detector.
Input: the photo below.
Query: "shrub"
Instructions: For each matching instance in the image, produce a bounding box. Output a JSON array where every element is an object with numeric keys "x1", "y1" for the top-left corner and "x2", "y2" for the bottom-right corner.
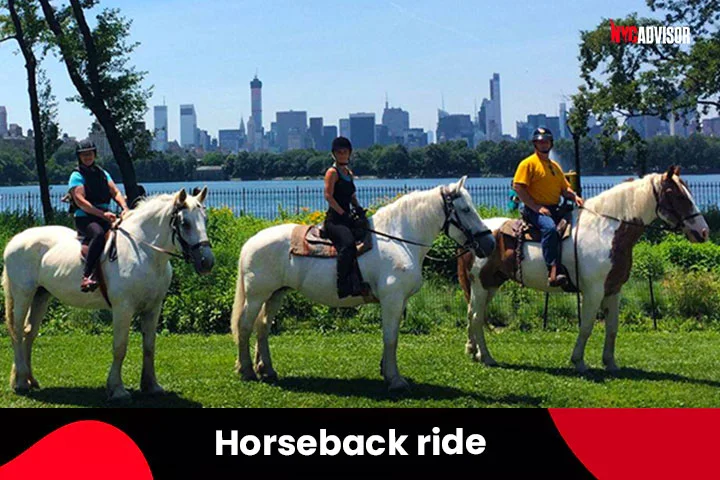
[{"x1": 664, "y1": 271, "x2": 720, "y2": 321}]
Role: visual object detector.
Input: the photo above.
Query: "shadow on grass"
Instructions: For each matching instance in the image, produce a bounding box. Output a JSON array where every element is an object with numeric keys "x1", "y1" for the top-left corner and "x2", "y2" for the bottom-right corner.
[
  {"x1": 27, "y1": 387, "x2": 202, "y2": 408},
  {"x1": 274, "y1": 376, "x2": 542, "y2": 406},
  {"x1": 500, "y1": 362, "x2": 720, "y2": 388}
]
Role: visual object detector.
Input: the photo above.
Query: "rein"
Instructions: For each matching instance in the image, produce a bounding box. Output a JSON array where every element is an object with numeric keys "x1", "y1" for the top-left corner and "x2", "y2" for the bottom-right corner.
[{"x1": 357, "y1": 186, "x2": 491, "y2": 261}]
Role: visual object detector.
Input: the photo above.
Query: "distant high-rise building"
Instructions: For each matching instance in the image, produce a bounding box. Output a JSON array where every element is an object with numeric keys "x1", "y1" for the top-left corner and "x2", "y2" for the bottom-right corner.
[
  {"x1": 198, "y1": 129, "x2": 211, "y2": 152},
  {"x1": 703, "y1": 117, "x2": 720, "y2": 137},
  {"x1": 375, "y1": 124, "x2": 390, "y2": 146},
  {"x1": 322, "y1": 125, "x2": 337, "y2": 151},
  {"x1": 0, "y1": 106, "x2": 7, "y2": 137},
  {"x1": 381, "y1": 101, "x2": 409, "y2": 140},
  {"x1": 287, "y1": 128, "x2": 304, "y2": 151},
  {"x1": 8, "y1": 123, "x2": 23, "y2": 138},
  {"x1": 275, "y1": 111, "x2": 308, "y2": 151},
  {"x1": 349, "y1": 113, "x2": 375, "y2": 149},
  {"x1": 625, "y1": 115, "x2": 670, "y2": 139},
  {"x1": 339, "y1": 118, "x2": 350, "y2": 139},
  {"x1": 153, "y1": 105, "x2": 168, "y2": 152},
  {"x1": 559, "y1": 103, "x2": 569, "y2": 139},
  {"x1": 403, "y1": 128, "x2": 428, "y2": 149},
  {"x1": 671, "y1": 108, "x2": 697, "y2": 137},
  {"x1": 180, "y1": 104, "x2": 197, "y2": 148},
  {"x1": 88, "y1": 121, "x2": 112, "y2": 158},
  {"x1": 478, "y1": 100, "x2": 489, "y2": 135},
  {"x1": 437, "y1": 113, "x2": 473, "y2": 146},
  {"x1": 218, "y1": 129, "x2": 242, "y2": 153},
  {"x1": 487, "y1": 73, "x2": 502, "y2": 140},
  {"x1": 309, "y1": 117, "x2": 324, "y2": 149},
  {"x1": 546, "y1": 116, "x2": 561, "y2": 137},
  {"x1": 516, "y1": 121, "x2": 531, "y2": 141},
  {"x1": 249, "y1": 75, "x2": 263, "y2": 150}
]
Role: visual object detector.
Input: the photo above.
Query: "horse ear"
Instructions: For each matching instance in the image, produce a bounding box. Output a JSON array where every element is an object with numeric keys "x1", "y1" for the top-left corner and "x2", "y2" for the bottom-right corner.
[
  {"x1": 175, "y1": 188, "x2": 187, "y2": 207},
  {"x1": 666, "y1": 165, "x2": 675, "y2": 179},
  {"x1": 456, "y1": 175, "x2": 468, "y2": 192},
  {"x1": 196, "y1": 186, "x2": 208, "y2": 203},
  {"x1": 674, "y1": 166, "x2": 681, "y2": 177}
]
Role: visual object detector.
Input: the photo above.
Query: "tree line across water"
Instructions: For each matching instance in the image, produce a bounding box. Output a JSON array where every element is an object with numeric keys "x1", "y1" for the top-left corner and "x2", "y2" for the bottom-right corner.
[{"x1": 3, "y1": 134, "x2": 720, "y2": 186}]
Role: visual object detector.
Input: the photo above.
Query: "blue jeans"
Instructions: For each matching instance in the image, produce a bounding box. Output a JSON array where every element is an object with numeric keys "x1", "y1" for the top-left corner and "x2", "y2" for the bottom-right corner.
[{"x1": 523, "y1": 206, "x2": 561, "y2": 269}]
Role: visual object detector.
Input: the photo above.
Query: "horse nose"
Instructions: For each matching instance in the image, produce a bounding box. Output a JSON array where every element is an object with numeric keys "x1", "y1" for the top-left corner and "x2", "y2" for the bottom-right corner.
[
  {"x1": 474, "y1": 233, "x2": 495, "y2": 258},
  {"x1": 702, "y1": 228, "x2": 709, "y2": 241},
  {"x1": 199, "y1": 249, "x2": 215, "y2": 273}
]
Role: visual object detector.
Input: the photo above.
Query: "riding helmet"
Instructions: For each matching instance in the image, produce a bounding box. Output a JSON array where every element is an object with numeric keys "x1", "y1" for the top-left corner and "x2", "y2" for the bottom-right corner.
[
  {"x1": 531, "y1": 127, "x2": 554, "y2": 143},
  {"x1": 331, "y1": 136, "x2": 352, "y2": 153},
  {"x1": 76, "y1": 140, "x2": 98, "y2": 158}
]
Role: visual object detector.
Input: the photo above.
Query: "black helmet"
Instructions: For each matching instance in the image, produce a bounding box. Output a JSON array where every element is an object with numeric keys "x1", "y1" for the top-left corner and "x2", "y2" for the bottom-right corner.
[
  {"x1": 531, "y1": 127, "x2": 554, "y2": 142},
  {"x1": 76, "y1": 140, "x2": 97, "y2": 158},
  {"x1": 331, "y1": 136, "x2": 352, "y2": 153}
]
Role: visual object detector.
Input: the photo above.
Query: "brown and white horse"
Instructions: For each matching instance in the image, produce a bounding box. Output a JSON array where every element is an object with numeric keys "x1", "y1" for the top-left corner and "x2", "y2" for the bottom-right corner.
[{"x1": 458, "y1": 167, "x2": 708, "y2": 372}]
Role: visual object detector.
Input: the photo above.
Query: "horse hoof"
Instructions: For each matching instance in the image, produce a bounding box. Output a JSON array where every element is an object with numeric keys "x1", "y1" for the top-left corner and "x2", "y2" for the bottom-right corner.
[
  {"x1": 141, "y1": 383, "x2": 166, "y2": 396},
  {"x1": 107, "y1": 388, "x2": 132, "y2": 402},
  {"x1": 481, "y1": 356, "x2": 498, "y2": 367},
  {"x1": 13, "y1": 383, "x2": 31, "y2": 395},
  {"x1": 605, "y1": 363, "x2": 620, "y2": 373},
  {"x1": 387, "y1": 376, "x2": 410, "y2": 393},
  {"x1": 465, "y1": 343, "x2": 478, "y2": 356},
  {"x1": 573, "y1": 361, "x2": 588, "y2": 374},
  {"x1": 29, "y1": 377, "x2": 40, "y2": 390},
  {"x1": 239, "y1": 369, "x2": 258, "y2": 382},
  {"x1": 258, "y1": 371, "x2": 278, "y2": 384}
]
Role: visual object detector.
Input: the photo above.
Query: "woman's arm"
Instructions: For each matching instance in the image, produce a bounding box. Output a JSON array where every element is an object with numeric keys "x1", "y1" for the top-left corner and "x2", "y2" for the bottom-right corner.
[
  {"x1": 351, "y1": 193, "x2": 360, "y2": 207},
  {"x1": 109, "y1": 180, "x2": 129, "y2": 212},
  {"x1": 72, "y1": 186, "x2": 116, "y2": 221},
  {"x1": 324, "y1": 168, "x2": 346, "y2": 215}
]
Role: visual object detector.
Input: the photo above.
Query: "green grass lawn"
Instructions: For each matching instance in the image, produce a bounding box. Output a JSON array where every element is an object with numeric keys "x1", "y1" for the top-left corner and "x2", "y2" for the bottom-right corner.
[{"x1": 1, "y1": 328, "x2": 720, "y2": 408}]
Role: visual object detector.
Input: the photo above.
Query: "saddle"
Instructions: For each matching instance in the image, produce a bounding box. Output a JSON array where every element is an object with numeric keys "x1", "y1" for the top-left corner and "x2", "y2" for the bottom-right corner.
[
  {"x1": 77, "y1": 231, "x2": 114, "y2": 307},
  {"x1": 289, "y1": 221, "x2": 373, "y2": 258},
  {"x1": 497, "y1": 213, "x2": 578, "y2": 293}
]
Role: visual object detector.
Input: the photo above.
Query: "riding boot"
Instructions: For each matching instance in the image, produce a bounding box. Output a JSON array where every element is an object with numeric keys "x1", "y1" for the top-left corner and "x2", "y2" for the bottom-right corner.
[{"x1": 548, "y1": 264, "x2": 568, "y2": 287}]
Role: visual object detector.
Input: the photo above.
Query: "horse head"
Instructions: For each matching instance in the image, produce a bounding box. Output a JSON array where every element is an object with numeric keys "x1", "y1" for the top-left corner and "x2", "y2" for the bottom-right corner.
[
  {"x1": 171, "y1": 186, "x2": 215, "y2": 274},
  {"x1": 443, "y1": 176, "x2": 496, "y2": 258},
  {"x1": 656, "y1": 166, "x2": 709, "y2": 243}
]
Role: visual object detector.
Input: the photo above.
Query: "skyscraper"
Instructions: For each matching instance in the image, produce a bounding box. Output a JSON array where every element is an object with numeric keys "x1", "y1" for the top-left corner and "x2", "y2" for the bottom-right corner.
[
  {"x1": 153, "y1": 105, "x2": 168, "y2": 152},
  {"x1": 437, "y1": 113, "x2": 474, "y2": 146},
  {"x1": 349, "y1": 113, "x2": 375, "y2": 149},
  {"x1": 180, "y1": 104, "x2": 197, "y2": 148},
  {"x1": 250, "y1": 75, "x2": 263, "y2": 149},
  {"x1": 309, "y1": 117, "x2": 324, "y2": 149},
  {"x1": 381, "y1": 100, "x2": 409, "y2": 140},
  {"x1": 339, "y1": 118, "x2": 350, "y2": 139},
  {"x1": 0, "y1": 106, "x2": 7, "y2": 137},
  {"x1": 488, "y1": 73, "x2": 502, "y2": 140},
  {"x1": 276, "y1": 111, "x2": 308, "y2": 151},
  {"x1": 322, "y1": 125, "x2": 337, "y2": 151},
  {"x1": 559, "y1": 103, "x2": 569, "y2": 139}
]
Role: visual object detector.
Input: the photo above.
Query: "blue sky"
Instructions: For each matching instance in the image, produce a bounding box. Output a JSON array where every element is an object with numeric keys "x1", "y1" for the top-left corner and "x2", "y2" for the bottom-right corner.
[{"x1": 0, "y1": 0, "x2": 657, "y2": 142}]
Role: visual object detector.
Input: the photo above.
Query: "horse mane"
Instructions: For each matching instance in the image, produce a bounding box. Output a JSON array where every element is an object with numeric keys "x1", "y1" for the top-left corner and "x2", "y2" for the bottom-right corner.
[
  {"x1": 371, "y1": 186, "x2": 444, "y2": 235},
  {"x1": 121, "y1": 193, "x2": 176, "y2": 223},
  {"x1": 584, "y1": 174, "x2": 660, "y2": 222}
]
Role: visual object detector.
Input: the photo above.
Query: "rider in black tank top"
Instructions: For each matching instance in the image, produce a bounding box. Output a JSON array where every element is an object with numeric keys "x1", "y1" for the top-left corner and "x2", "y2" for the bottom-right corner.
[{"x1": 323, "y1": 137, "x2": 366, "y2": 298}]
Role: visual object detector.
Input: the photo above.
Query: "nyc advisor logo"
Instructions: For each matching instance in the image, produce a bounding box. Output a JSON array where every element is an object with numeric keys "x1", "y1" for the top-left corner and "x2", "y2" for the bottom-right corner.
[{"x1": 610, "y1": 20, "x2": 692, "y2": 44}]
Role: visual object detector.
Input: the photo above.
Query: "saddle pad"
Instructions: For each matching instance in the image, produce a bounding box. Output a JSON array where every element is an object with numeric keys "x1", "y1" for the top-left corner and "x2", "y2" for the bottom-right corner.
[
  {"x1": 498, "y1": 218, "x2": 571, "y2": 243},
  {"x1": 290, "y1": 224, "x2": 373, "y2": 258}
]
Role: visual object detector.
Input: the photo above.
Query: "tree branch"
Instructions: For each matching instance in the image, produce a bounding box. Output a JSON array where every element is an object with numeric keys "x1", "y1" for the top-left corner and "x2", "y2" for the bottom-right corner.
[
  {"x1": 38, "y1": 0, "x2": 95, "y2": 105},
  {"x1": 0, "y1": 35, "x2": 16, "y2": 44},
  {"x1": 69, "y1": 0, "x2": 102, "y2": 96}
]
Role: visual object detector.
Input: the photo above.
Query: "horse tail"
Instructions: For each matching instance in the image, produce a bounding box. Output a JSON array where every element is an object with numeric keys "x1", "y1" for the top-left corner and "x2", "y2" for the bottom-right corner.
[
  {"x1": 230, "y1": 252, "x2": 246, "y2": 344},
  {"x1": 2, "y1": 267, "x2": 15, "y2": 342},
  {"x1": 457, "y1": 250, "x2": 474, "y2": 303}
]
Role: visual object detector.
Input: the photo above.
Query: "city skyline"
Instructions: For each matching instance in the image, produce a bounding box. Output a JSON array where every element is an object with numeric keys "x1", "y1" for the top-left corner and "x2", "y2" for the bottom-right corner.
[{"x1": 0, "y1": 0, "x2": 662, "y2": 143}]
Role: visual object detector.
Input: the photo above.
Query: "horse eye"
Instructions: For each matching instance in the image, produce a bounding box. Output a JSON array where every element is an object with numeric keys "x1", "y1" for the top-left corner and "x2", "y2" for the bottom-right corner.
[
  {"x1": 183, "y1": 219, "x2": 190, "y2": 229},
  {"x1": 462, "y1": 207, "x2": 471, "y2": 213}
]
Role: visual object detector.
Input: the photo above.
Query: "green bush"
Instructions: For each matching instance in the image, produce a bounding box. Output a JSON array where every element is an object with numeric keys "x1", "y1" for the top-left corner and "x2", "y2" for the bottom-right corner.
[{"x1": 664, "y1": 271, "x2": 720, "y2": 322}]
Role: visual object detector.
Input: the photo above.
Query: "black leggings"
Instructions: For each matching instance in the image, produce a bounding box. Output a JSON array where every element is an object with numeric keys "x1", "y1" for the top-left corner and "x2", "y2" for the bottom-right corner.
[
  {"x1": 324, "y1": 218, "x2": 357, "y2": 292},
  {"x1": 75, "y1": 216, "x2": 111, "y2": 277}
]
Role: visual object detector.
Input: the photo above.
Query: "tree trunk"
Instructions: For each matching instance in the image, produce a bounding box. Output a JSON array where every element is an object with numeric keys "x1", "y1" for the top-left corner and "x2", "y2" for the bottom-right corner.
[
  {"x1": 38, "y1": 0, "x2": 140, "y2": 204},
  {"x1": 8, "y1": 0, "x2": 54, "y2": 222},
  {"x1": 573, "y1": 133, "x2": 582, "y2": 197}
]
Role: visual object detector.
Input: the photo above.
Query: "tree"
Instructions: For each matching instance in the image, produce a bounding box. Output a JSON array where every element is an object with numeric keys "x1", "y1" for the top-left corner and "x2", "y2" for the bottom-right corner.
[
  {"x1": 38, "y1": 0, "x2": 151, "y2": 204},
  {"x1": 1, "y1": 0, "x2": 56, "y2": 221},
  {"x1": 579, "y1": 2, "x2": 720, "y2": 174},
  {"x1": 566, "y1": 87, "x2": 592, "y2": 193}
]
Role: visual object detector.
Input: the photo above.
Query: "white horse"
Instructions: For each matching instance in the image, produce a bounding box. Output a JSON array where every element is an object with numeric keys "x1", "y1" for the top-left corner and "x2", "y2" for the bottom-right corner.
[
  {"x1": 231, "y1": 177, "x2": 496, "y2": 391},
  {"x1": 2, "y1": 188, "x2": 214, "y2": 400},
  {"x1": 459, "y1": 166, "x2": 709, "y2": 372}
]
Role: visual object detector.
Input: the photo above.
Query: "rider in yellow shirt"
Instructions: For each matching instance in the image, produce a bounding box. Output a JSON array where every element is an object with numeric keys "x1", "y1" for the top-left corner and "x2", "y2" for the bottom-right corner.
[{"x1": 513, "y1": 128, "x2": 584, "y2": 287}]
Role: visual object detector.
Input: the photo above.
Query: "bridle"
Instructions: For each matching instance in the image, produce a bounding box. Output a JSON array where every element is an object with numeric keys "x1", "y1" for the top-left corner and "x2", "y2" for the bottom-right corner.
[
  {"x1": 169, "y1": 203, "x2": 212, "y2": 263},
  {"x1": 652, "y1": 176, "x2": 703, "y2": 232},
  {"x1": 110, "y1": 202, "x2": 211, "y2": 264},
  {"x1": 439, "y1": 186, "x2": 492, "y2": 254}
]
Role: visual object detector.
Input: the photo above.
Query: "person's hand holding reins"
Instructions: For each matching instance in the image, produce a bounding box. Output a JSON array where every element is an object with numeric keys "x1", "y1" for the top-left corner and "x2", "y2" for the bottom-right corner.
[
  {"x1": 538, "y1": 206, "x2": 552, "y2": 216},
  {"x1": 575, "y1": 196, "x2": 585, "y2": 208},
  {"x1": 103, "y1": 211, "x2": 117, "y2": 223}
]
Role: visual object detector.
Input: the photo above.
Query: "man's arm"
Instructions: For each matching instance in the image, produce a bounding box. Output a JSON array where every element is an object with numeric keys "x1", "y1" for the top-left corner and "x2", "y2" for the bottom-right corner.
[{"x1": 561, "y1": 186, "x2": 584, "y2": 207}]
